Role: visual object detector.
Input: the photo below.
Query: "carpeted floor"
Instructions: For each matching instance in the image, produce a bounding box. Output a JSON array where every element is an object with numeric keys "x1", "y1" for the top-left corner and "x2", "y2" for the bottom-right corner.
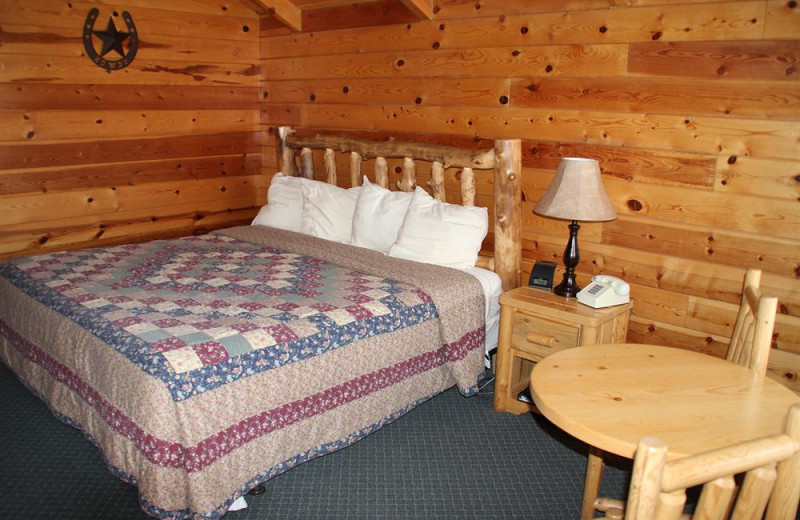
[{"x1": 0, "y1": 365, "x2": 630, "y2": 519}]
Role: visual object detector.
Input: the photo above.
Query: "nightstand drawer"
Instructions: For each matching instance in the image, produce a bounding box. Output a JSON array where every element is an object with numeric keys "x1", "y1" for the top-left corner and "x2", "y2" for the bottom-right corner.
[{"x1": 511, "y1": 310, "x2": 579, "y2": 358}]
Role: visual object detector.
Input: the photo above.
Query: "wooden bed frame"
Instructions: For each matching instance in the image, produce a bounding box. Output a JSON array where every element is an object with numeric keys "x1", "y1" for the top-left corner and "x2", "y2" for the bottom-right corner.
[{"x1": 275, "y1": 126, "x2": 522, "y2": 292}]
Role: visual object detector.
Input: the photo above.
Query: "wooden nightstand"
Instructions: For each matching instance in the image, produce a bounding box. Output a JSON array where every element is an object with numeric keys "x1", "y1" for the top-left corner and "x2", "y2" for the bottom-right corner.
[{"x1": 493, "y1": 286, "x2": 632, "y2": 415}]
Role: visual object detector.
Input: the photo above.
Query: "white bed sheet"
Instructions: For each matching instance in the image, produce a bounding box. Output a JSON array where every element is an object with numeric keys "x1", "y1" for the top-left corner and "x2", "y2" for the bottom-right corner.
[{"x1": 460, "y1": 266, "x2": 502, "y2": 367}]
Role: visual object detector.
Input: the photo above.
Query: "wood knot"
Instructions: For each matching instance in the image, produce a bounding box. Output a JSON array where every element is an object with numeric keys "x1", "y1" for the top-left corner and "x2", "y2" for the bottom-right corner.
[{"x1": 627, "y1": 199, "x2": 643, "y2": 211}]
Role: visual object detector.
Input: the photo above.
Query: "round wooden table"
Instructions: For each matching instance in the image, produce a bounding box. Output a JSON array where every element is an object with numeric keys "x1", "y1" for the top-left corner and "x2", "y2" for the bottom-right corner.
[{"x1": 529, "y1": 343, "x2": 800, "y2": 520}]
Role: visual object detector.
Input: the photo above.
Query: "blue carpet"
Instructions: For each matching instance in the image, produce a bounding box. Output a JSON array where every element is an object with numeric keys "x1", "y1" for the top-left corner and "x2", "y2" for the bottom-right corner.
[{"x1": 0, "y1": 365, "x2": 629, "y2": 519}]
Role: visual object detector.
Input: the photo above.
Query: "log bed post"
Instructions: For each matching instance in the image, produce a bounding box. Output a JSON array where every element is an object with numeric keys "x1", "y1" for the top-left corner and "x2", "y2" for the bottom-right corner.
[
  {"x1": 460, "y1": 168, "x2": 476, "y2": 206},
  {"x1": 493, "y1": 139, "x2": 522, "y2": 292},
  {"x1": 277, "y1": 126, "x2": 298, "y2": 176},
  {"x1": 300, "y1": 148, "x2": 315, "y2": 180},
  {"x1": 375, "y1": 157, "x2": 389, "y2": 188},
  {"x1": 350, "y1": 152, "x2": 362, "y2": 186},
  {"x1": 429, "y1": 161, "x2": 446, "y2": 201},
  {"x1": 324, "y1": 148, "x2": 337, "y2": 185}
]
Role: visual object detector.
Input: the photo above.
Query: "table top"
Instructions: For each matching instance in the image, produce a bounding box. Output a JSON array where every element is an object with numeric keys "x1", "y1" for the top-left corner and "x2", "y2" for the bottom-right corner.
[{"x1": 530, "y1": 343, "x2": 800, "y2": 460}]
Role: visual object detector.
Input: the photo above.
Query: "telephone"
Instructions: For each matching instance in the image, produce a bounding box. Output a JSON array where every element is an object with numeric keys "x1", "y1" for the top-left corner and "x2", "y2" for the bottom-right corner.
[{"x1": 576, "y1": 275, "x2": 630, "y2": 308}]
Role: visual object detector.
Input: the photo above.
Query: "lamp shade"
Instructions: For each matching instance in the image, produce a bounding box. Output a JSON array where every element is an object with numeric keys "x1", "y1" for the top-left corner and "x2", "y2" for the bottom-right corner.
[{"x1": 533, "y1": 158, "x2": 616, "y2": 222}]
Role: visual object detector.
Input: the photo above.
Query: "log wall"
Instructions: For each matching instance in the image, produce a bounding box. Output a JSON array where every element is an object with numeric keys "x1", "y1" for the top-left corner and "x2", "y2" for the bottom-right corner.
[
  {"x1": 0, "y1": 0, "x2": 264, "y2": 257},
  {"x1": 260, "y1": 0, "x2": 800, "y2": 391}
]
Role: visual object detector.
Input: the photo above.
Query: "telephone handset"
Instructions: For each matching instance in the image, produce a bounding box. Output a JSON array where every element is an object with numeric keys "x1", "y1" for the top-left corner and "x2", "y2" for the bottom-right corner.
[{"x1": 576, "y1": 275, "x2": 630, "y2": 308}]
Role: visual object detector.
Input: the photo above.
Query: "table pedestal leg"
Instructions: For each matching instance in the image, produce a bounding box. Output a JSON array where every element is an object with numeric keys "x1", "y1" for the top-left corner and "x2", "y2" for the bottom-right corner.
[{"x1": 581, "y1": 446, "x2": 604, "y2": 520}]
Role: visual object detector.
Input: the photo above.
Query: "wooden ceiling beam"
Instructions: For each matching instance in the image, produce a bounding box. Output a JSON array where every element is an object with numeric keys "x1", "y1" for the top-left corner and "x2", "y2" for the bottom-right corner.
[
  {"x1": 250, "y1": 0, "x2": 303, "y2": 31},
  {"x1": 399, "y1": 0, "x2": 434, "y2": 20}
]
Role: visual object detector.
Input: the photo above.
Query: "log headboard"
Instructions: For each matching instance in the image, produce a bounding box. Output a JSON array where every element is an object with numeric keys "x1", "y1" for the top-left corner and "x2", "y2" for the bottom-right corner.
[{"x1": 275, "y1": 126, "x2": 522, "y2": 292}]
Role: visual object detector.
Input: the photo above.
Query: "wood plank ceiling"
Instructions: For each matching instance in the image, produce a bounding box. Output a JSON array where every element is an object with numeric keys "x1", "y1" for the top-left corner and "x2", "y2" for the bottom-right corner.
[{"x1": 242, "y1": 0, "x2": 434, "y2": 32}]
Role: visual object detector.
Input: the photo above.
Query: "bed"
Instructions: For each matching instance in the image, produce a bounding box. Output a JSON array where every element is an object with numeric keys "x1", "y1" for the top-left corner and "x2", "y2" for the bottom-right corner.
[{"x1": 0, "y1": 127, "x2": 521, "y2": 519}]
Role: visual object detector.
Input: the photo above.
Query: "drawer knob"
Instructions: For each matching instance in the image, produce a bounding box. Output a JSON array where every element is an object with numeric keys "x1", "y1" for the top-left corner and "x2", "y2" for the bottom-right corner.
[{"x1": 526, "y1": 332, "x2": 558, "y2": 347}]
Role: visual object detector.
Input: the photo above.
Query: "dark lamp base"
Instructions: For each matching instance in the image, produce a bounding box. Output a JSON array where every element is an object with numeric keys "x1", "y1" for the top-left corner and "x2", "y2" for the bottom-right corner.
[
  {"x1": 555, "y1": 219, "x2": 582, "y2": 298},
  {"x1": 553, "y1": 277, "x2": 580, "y2": 298}
]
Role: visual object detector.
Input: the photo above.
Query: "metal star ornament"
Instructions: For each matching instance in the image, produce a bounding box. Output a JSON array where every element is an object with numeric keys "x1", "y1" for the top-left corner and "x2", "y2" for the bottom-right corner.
[{"x1": 94, "y1": 16, "x2": 130, "y2": 57}]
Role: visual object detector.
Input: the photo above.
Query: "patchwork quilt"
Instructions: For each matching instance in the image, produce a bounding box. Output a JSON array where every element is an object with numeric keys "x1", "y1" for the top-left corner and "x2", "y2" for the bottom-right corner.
[{"x1": 0, "y1": 226, "x2": 486, "y2": 519}]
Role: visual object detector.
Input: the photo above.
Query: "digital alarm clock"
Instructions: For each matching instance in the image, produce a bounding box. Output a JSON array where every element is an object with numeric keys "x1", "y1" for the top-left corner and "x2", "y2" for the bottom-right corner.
[{"x1": 528, "y1": 261, "x2": 556, "y2": 291}]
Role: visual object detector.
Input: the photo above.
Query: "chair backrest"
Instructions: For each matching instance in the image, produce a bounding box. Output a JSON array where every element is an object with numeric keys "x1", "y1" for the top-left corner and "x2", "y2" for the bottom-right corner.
[
  {"x1": 725, "y1": 268, "x2": 778, "y2": 376},
  {"x1": 624, "y1": 403, "x2": 800, "y2": 520}
]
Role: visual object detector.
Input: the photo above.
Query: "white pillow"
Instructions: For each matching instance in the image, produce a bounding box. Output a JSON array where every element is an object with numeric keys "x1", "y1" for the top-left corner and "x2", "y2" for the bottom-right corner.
[
  {"x1": 388, "y1": 186, "x2": 489, "y2": 268},
  {"x1": 351, "y1": 177, "x2": 414, "y2": 253},
  {"x1": 301, "y1": 180, "x2": 360, "y2": 244},
  {"x1": 251, "y1": 173, "x2": 304, "y2": 231}
]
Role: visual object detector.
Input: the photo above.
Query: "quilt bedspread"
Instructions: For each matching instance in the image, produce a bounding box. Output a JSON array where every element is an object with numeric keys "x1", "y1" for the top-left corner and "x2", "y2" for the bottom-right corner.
[{"x1": 0, "y1": 226, "x2": 487, "y2": 519}]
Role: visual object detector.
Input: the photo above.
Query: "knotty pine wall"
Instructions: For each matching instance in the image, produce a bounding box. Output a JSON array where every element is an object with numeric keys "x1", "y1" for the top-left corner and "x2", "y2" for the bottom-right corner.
[
  {"x1": 260, "y1": 0, "x2": 800, "y2": 391},
  {"x1": 0, "y1": 0, "x2": 264, "y2": 257}
]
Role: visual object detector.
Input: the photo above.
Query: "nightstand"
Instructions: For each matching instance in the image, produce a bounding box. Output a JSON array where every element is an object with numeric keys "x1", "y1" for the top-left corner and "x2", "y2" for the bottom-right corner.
[{"x1": 493, "y1": 286, "x2": 632, "y2": 415}]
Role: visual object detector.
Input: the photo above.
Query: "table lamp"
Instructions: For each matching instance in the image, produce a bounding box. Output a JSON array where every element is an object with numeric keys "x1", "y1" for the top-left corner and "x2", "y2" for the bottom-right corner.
[{"x1": 533, "y1": 158, "x2": 616, "y2": 297}]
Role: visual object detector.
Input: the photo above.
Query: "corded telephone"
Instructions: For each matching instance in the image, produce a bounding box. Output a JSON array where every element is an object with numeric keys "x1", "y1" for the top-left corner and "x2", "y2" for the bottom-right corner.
[{"x1": 576, "y1": 275, "x2": 630, "y2": 308}]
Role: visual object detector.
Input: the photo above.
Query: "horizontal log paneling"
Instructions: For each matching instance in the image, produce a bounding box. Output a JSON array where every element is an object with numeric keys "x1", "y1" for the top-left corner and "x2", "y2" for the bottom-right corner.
[
  {"x1": 524, "y1": 142, "x2": 716, "y2": 188},
  {"x1": 0, "y1": 132, "x2": 261, "y2": 170},
  {"x1": 288, "y1": 104, "x2": 799, "y2": 159},
  {"x1": 0, "y1": 109, "x2": 258, "y2": 142},
  {"x1": 716, "y1": 155, "x2": 800, "y2": 200},
  {"x1": 601, "y1": 217, "x2": 800, "y2": 276},
  {"x1": 0, "y1": 204, "x2": 260, "y2": 261},
  {"x1": 0, "y1": 84, "x2": 260, "y2": 111},
  {"x1": 263, "y1": 77, "x2": 509, "y2": 107},
  {"x1": 0, "y1": 0, "x2": 259, "y2": 42},
  {"x1": 765, "y1": 0, "x2": 800, "y2": 39},
  {"x1": 262, "y1": 2, "x2": 766, "y2": 59},
  {"x1": 435, "y1": 0, "x2": 734, "y2": 19},
  {"x1": 1, "y1": 0, "x2": 258, "y2": 27},
  {"x1": 263, "y1": 44, "x2": 629, "y2": 80},
  {"x1": 301, "y1": 0, "x2": 418, "y2": 32},
  {"x1": 0, "y1": 0, "x2": 261, "y2": 259},
  {"x1": 260, "y1": 0, "x2": 800, "y2": 390},
  {"x1": 0, "y1": 25, "x2": 259, "y2": 64},
  {"x1": 1, "y1": 55, "x2": 260, "y2": 86},
  {"x1": 511, "y1": 77, "x2": 800, "y2": 120},
  {"x1": 628, "y1": 41, "x2": 800, "y2": 81},
  {"x1": 0, "y1": 155, "x2": 260, "y2": 196},
  {"x1": 607, "y1": 179, "x2": 799, "y2": 240},
  {"x1": 0, "y1": 174, "x2": 264, "y2": 226}
]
